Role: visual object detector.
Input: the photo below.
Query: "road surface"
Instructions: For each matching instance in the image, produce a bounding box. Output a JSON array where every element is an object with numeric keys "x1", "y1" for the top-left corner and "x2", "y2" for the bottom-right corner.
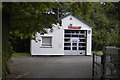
[{"x1": 7, "y1": 56, "x2": 92, "y2": 78}]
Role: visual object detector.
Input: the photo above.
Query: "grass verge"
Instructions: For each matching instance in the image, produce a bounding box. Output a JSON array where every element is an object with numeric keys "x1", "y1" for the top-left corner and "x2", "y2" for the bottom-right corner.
[
  {"x1": 12, "y1": 53, "x2": 31, "y2": 57},
  {"x1": 91, "y1": 51, "x2": 103, "y2": 55}
]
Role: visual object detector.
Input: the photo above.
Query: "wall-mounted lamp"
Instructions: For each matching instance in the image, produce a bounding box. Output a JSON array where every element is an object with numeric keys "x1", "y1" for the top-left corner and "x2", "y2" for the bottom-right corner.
[{"x1": 88, "y1": 30, "x2": 91, "y2": 34}]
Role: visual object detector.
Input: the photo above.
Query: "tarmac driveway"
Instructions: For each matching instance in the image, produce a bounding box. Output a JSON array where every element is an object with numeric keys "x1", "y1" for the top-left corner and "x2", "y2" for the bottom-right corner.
[{"x1": 7, "y1": 56, "x2": 92, "y2": 78}]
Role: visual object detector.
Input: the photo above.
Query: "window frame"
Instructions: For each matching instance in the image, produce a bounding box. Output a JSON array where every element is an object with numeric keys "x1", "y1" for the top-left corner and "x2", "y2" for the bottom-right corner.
[{"x1": 40, "y1": 36, "x2": 53, "y2": 48}]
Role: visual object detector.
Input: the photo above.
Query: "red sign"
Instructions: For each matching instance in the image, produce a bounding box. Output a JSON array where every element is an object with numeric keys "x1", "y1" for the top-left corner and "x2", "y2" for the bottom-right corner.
[{"x1": 68, "y1": 26, "x2": 81, "y2": 29}]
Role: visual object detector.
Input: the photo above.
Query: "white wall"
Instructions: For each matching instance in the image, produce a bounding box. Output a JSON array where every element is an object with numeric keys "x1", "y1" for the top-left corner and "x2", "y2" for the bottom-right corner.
[
  {"x1": 62, "y1": 15, "x2": 91, "y2": 30},
  {"x1": 31, "y1": 24, "x2": 64, "y2": 55},
  {"x1": 31, "y1": 15, "x2": 92, "y2": 55},
  {"x1": 86, "y1": 30, "x2": 92, "y2": 55}
]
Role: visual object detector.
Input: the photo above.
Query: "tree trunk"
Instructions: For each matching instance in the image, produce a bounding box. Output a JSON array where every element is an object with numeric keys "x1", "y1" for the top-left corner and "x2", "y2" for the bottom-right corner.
[{"x1": 2, "y1": 8, "x2": 10, "y2": 80}]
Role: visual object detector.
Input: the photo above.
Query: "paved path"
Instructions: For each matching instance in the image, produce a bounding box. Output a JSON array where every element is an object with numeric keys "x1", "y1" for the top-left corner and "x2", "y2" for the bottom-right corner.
[{"x1": 7, "y1": 56, "x2": 92, "y2": 78}]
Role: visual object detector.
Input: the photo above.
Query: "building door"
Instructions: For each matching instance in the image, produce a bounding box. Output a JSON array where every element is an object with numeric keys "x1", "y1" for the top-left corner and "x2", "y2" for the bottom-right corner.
[
  {"x1": 70, "y1": 38, "x2": 79, "y2": 55},
  {"x1": 71, "y1": 38, "x2": 79, "y2": 51},
  {"x1": 64, "y1": 30, "x2": 86, "y2": 55}
]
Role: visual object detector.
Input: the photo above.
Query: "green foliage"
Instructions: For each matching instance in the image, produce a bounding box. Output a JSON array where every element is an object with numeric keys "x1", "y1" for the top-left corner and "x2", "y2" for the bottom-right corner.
[
  {"x1": 92, "y1": 3, "x2": 119, "y2": 47},
  {"x1": 70, "y1": 2, "x2": 119, "y2": 49},
  {"x1": 92, "y1": 51, "x2": 103, "y2": 55},
  {"x1": 70, "y1": 2, "x2": 93, "y2": 21},
  {"x1": 3, "y1": 2, "x2": 59, "y2": 39},
  {"x1": 59, "y1": 2, "x2": 71, "y2": 13}
]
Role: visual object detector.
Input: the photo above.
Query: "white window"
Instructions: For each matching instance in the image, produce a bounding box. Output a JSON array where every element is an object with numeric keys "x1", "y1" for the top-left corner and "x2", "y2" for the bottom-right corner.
[{"x1": 41, "y1": 36, "x2": 52, "y2": 47}]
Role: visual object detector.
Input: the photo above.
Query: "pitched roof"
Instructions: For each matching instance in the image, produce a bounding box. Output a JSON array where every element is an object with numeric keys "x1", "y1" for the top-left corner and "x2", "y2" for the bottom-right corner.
[{"x1": 59, "y1": 13, "x2": 95, "y2": 28}]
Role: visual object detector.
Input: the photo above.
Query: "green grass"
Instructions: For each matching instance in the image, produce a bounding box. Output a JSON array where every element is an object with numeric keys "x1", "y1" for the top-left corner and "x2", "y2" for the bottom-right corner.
[
  {"x1": 12, "y1": 53, "x2": 31, "y2": 57},
  {"x1": 91, "y1": 51, "x2": 103, "y2": 55}
]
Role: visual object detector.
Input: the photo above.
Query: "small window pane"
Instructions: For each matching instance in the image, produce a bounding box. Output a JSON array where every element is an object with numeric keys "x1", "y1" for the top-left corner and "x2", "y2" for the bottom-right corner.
[
  {"x1": 73, "y1": 47, "x2": 77, "y2": 50},
  {"x1": 42, "y1": 37, "x2": 52, "y2": 46},
  {"x1": 64, "y1": 43, "x2": 71, "y2": 46},
  {"x1": 64, "y1": 47, "x2": 71, "y2": 50},
  {"x1": 79, "y1": 47, "x2": 86, "y2": 50}
]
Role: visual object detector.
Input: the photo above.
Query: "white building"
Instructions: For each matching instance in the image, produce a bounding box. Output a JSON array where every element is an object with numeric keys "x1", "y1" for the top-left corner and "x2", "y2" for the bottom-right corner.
[{"x1": 30, "y1": 13, "x2": 94, "y2": 56}]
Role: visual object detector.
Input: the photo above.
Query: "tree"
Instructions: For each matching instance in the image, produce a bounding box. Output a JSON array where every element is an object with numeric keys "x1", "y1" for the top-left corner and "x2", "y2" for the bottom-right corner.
[
  {"x1": 91, "y1": 2, "x2": 119, "y2": 49},
  {"x1": 107, "y1": 2, "x2": 120, "y2": 47},
  {"x1": 3, "y1": 2, "x2": 60, "y2": 39},
  {"x1": 69, "y1": 2, "x2": 119, "y2": 50},
  {"x1": 2, "y1": 2, "x2": 60, "y2": 79},
  {"x1": 70, "y1": 2, "x2": 93, "y2": 21}
]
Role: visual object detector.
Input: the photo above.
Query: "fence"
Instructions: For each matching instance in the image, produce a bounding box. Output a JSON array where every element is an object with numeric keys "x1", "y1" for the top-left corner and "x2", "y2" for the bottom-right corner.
[{"x1": 92, "y1": 52, "x2": 104, "y2": 80}]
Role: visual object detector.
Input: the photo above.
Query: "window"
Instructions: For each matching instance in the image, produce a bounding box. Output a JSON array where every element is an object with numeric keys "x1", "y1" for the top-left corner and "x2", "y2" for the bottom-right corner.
[{"x1": 42, "y1": 36, "x2": 52, "y2": 47}]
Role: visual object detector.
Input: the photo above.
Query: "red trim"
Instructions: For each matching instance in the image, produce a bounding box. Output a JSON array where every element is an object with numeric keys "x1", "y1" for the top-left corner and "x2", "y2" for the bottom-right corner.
[{"x1": 68, "y1": 26, "x2": 81, "y2": 29}]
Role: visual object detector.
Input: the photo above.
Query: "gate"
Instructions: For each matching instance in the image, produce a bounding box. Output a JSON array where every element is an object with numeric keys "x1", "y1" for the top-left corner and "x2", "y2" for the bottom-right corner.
[{"x1": 92, "y1": 52, "x2": 104, "y2": 80}]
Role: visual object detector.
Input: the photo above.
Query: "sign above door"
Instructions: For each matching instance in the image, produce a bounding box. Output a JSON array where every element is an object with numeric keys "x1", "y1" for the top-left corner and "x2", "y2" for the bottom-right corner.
[{"x1": 68, "y1": 26, "x2": 81, "y2": 29}]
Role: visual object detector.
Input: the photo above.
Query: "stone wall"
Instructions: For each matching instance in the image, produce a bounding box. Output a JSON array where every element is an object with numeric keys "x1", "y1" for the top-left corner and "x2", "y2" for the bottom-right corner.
[{"x1": 103, "y1": 46, "x2": 120, "y2": 78}]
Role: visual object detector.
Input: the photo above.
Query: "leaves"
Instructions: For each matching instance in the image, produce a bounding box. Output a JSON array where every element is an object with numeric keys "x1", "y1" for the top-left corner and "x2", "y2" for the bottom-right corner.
[
  {"x1": 70, "y1": 2, "x2": 93, "y2": 21},
  {"x1": 69, "y1": 2, "x2": 119, "y2": 48},
  {"x1": 3, "y1": 2, "x2": 59, "y2": 39}
]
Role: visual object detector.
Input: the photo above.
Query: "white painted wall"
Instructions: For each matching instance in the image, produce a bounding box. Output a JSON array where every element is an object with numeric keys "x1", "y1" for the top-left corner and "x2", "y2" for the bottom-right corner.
[
  {"x1": 31, "y1": 24, "x2": 64, "y2": 55},
  {"x1": 62, "y1": 15, "x2": 91, "y2": 30},
  {"x1": 86, "y1": 30, "x2": 92, "y2": 55},
  {"x1": 31, "y1": 15, "x2": 92, "y2": 55}
]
